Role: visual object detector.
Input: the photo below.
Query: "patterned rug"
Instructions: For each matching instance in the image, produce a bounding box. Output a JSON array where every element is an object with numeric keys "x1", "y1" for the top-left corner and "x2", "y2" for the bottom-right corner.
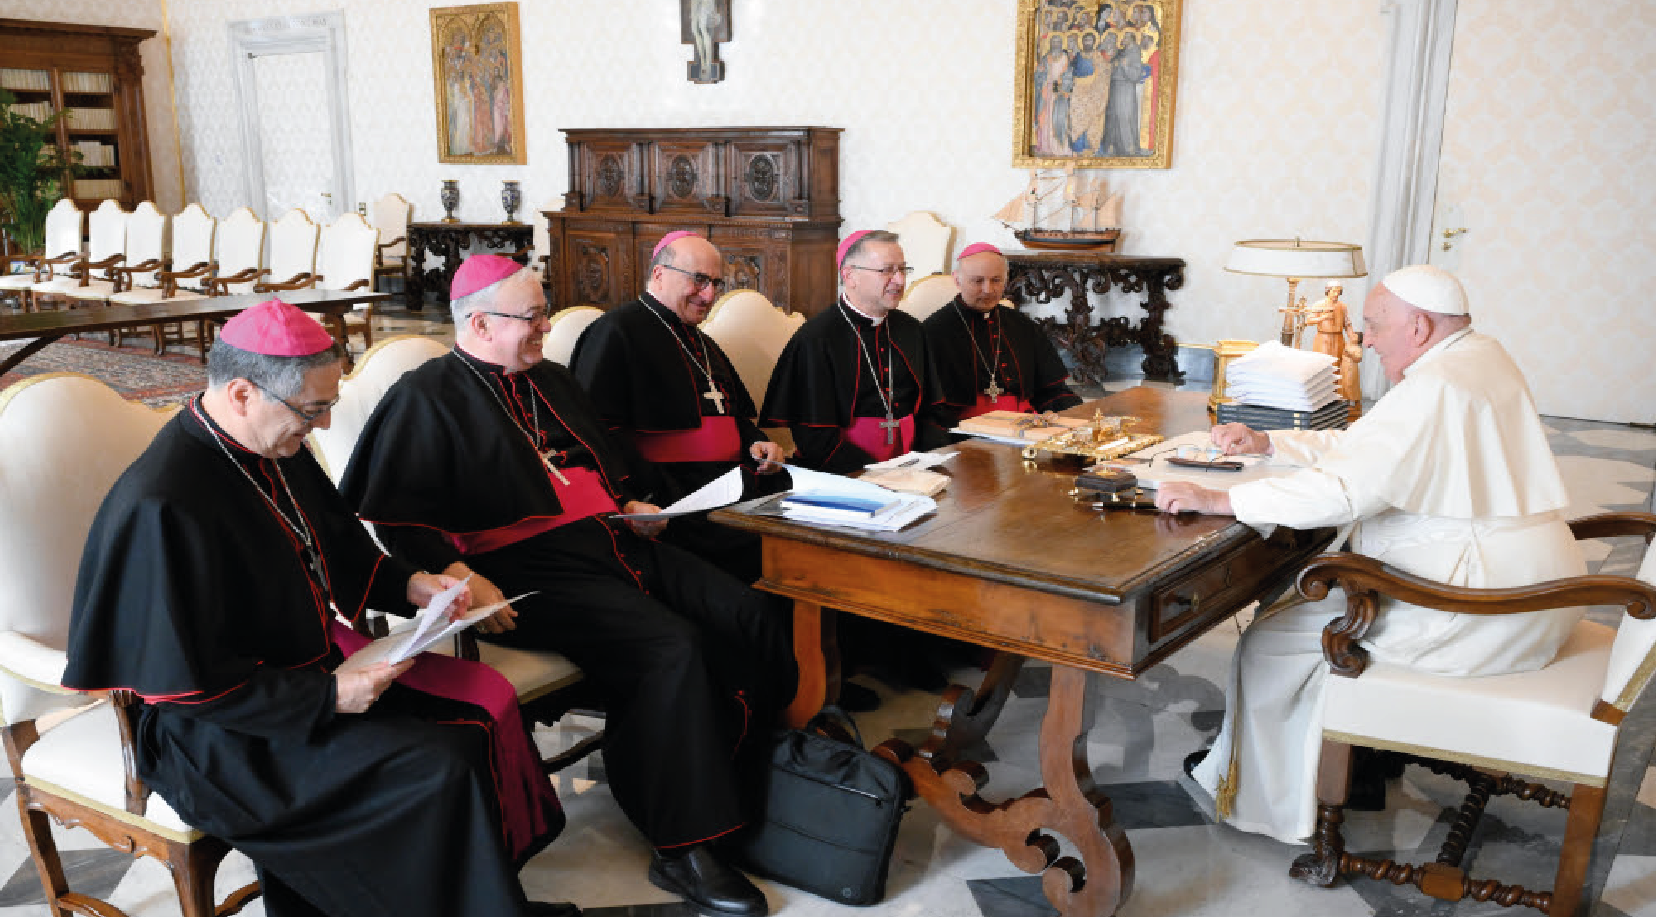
[{"x1": 0, "y1": 338, "x2": 206, "y2": 407}]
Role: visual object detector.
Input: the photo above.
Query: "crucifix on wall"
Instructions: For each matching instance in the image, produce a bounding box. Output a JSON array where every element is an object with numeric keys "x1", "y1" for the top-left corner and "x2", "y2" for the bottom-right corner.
[{"x1": 680, "y1": 0, "x2": 730, "y2": 83}]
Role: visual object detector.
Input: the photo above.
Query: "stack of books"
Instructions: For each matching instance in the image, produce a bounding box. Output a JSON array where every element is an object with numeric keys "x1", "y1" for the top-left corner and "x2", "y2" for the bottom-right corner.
[{"x1": 1215, "y1": 400, "x2": 1348, "y2": 431}]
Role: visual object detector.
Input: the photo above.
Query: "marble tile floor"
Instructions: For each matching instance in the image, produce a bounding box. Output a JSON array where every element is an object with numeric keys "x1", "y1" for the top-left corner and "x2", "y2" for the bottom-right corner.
[{"x1": 0, "y1": 324, "x2": 1650, "y2": 916}]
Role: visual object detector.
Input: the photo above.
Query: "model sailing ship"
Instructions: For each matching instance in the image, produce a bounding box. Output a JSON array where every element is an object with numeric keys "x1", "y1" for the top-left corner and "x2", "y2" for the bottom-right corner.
[{"x1": 995, "y1": 166, "x2": 1123, "y2": 251}]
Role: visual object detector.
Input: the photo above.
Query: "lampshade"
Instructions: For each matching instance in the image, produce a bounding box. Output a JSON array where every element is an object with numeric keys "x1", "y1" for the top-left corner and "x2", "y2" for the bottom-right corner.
[{"x1": 1224, "y1": 239, "x2": 1366, "y2": 279}]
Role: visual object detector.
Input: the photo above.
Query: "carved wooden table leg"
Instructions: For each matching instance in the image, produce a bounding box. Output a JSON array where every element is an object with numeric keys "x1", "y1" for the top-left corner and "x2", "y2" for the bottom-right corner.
[
  {"x1": 877, "y1": 665, "x2": 1134, "y2": 917},
  {"x1": 932, "y1": 652, "x2": 1028, "y2": 762},
  {"x1": 785, "y1": 599, "x2": 839, "y2": 727}
]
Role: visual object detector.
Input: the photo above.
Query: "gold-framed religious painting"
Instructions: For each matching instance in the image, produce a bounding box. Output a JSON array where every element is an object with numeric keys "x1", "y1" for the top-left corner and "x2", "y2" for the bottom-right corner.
[
  {"x1": 1012, "y1": 0, "x2": 1181, "y2": 169},
  {"x1": 431, "y1": 2, "x2": 527, "y2": 165}
]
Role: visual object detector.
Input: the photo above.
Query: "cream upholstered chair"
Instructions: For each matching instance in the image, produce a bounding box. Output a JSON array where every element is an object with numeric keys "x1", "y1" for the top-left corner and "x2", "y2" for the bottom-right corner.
[
  {"x1": 111, "y1": 203, "x2": 216, "y2": 357},
  {"x1": 700, "y1": 289, "x2": 803, "y2": 406},
  {"x1": 896, "y1": 272, "x2": 959, "y2": 321},
  {"x1": 885, "y1": 210, "x2": 955, "y2": 278},
  {"x1": 103, "y1": 201, "x2": 167, "y2": 347},
  {"x1": 542, "y1": 306, "x2": 603, "y2": 367},
  {"x1": 54, "y1": 200, "x2": 129, "y2": 308},
  {"x1": 0, "y1": 374, "x2": 260, "y2": 917},
  {"x1": 206, "y1": 207, "x2": 266, "y2": 296},
  {"x1": 1289, "y1": 512, "x2": 1656, "y2": 917},
  {"x1": 0, "y1": 198, "x2": 82, "y2": 312},
  {"x1": 313, "y1": 212, "x2": 379, "y2": 352},
  {"x1": 256, "y1": 208, "x2": 320, "y2": 293},
  {"x1": 369, "y1": 192, "x2": 411, "y2": 294},
  {"x1": 309, "y1": 335, "x2": 602, "y2": 774}
]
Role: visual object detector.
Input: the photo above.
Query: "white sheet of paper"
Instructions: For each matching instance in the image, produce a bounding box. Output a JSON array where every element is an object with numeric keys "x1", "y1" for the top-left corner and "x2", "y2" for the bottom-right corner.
[
  {"x1": 1130, "y1": 431, "x2": 1293, "y2": 492},
  {"x1": 336, "y1": 591, "x2": 536, "y2": 673},
  {"x1": 777, "y1": 465, "x2": 937, "y2": 531},
  {"x1": 864, "y1": 451, "x2": 956, "y2": 471},
  {"x1": 610, "y1": 467, "x2": 746, "y2": 521}
]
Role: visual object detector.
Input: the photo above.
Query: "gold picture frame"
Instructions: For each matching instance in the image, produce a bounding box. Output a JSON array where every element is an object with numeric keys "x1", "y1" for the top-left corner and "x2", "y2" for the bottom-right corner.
[
  {"x1": 1012, "y1": 0, "x2": 1181, "y2": 169},
  {"x1": 431, "y1": 2, "x2": 527, "y2": 165}
]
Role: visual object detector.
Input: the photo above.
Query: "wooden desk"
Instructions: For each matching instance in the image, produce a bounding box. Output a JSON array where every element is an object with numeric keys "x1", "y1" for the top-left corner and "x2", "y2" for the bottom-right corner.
[
  {"x1": 1005, "y1": 252, "x2": 1185, "y2": 383},
  {"x1": 713, "y1": 388, "x2": 1331, "y2": 917},
  {"x1": 0, "y1": 288, "x2": 387, "y2": 376},
  {"x1": 404, "y1": 221, "x2": 532, "y2": 307}
]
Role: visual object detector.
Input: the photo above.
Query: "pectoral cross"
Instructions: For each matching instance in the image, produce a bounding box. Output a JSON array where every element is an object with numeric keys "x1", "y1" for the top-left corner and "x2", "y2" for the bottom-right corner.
[
  {"x1": 880, "y1": 413, "x2": 900, "y2": 445},
  {"x1": 703, "y1": 385, "x2": 727, "y2": 414},
  {"x1": 984, "y1": 377, "x2": 1004, "y2": 399},
  {"x1": 539, "y1": 452, "x2": 570, "y2": 485}
]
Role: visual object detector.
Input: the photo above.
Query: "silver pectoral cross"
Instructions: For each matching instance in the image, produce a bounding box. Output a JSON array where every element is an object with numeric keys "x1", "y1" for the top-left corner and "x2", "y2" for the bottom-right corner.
[
  {"x1": 880, "y1": 413, "x2": 900, "y2": 445},
  {"x1": 540, "y1": 452, "x2": 570, "y2": 485},
  {"x1": 984, "y1": 377, "x2": 1004, "y2": 399},
  {"x1": 703, "y1": 386, "x2": 727, "y2": 414}
]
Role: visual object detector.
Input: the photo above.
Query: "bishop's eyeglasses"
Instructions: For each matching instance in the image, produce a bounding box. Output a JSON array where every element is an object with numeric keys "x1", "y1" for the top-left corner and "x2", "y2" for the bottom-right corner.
[
  {"x1": 252, "y1": 380, "x2": 340, "y2": 424},
  {"x1": 659, "y1": 264, "x2": 728, "y2": 294},
  {"x1": 849, "y1": 263, "x2": 915, "y2": 279}
]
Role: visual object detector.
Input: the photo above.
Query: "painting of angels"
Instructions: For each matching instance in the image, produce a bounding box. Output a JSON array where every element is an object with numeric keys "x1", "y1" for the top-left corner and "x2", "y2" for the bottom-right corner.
[{"x1": 431, "y1": 3, "x2": 526, "y2": 165}]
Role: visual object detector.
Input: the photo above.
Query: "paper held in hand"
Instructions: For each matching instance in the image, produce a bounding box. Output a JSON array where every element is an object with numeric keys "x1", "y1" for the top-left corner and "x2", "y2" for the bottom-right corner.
[
  {"x1": 610, "y1": 467, "x2": 746, "y2": 522},
  {"x1": 336, "y1": 577, "x2": 537, "y2": 674}
]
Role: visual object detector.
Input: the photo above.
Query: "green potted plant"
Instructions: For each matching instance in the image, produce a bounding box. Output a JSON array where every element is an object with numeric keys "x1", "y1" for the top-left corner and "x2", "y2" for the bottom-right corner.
[{"x1": 0, "y1": 88, "x2": 79, "y2": 259}]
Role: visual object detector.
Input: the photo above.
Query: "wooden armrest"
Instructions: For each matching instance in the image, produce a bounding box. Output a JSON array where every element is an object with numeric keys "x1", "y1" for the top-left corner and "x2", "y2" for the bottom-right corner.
[
  {"x1": 343, "y1": 278, "x2": 370, "y2": 291},
  {"x1": 255, "y1": 272, "x2": 317, "y2": 293},
  {"x1": 112, "y1": 258, "x2": 164, "y2": 277},
  {"x1": 208, "y1": 267, "x2": 269, "y2": 295},
  {"x1": 1298, "y1": 551, "x2": 1656, "y2": 678},
  {"x1": 109, "y1": 689, "x2": 152, "y2": 817},
  {"x1": 376, "y1": 236, "x2": 405, "y2": 251},
  {"x1": 156, "y1": 260, "x2": 212, "y2": 282},
  {"x1": 1568, "y1": 511, "x2": 1656, "y2": 544},
  {"x1": 452, "y1": 629, "x2": 482, "y2": 663}
]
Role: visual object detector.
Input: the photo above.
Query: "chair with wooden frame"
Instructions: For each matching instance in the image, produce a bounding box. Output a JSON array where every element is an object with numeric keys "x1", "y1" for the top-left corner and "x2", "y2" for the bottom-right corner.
[
  {"x1": 885, "y1": 210, "x2": 955, "y2": 278},
  {"x1": 204, "y1": 207, "x2": 266, "y2": 297},
  {"x1": 1288, "y1": 512, "x2": 1655, "y2": 917},
  {"x1": 541, "y1": 306, "x2": 603, "y2": 367},
  {"x1": 369, "y1": 193, "x2": 411, "y2": 296},
  {"x1": 253, "y1": 208, "x2": 319, "y2": 293},
  {"x1": 308, "y1": 335, "x2": 604, "y2": 775},
  {"x1": 0, "y1": 373, "x2": 261, "y2": 917},
  {"x1": 895, "y1": 271, "x2": 959, "y2": 322},
  {"x1": 311, "y1": 212, "x2": 380, "y2": 355},
  {"x1": 54, "y1": 200, "x2": 129, "y2": 310},
  {"x1": 0, "y1": 199, "x2": 83, "y2": 313},
  {"x1": 109, "y1": 203, "x2": 218, "y2": 359},
  {"x1": 699, "y1": 289, "x2": 804, "y2": 408},
  {"x1": 102, "y1": 201, "x2": 167, "y2": 347}
]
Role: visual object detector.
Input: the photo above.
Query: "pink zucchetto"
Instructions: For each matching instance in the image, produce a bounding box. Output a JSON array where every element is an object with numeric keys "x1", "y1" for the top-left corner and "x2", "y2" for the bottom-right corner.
[
  {"x1": 218, "y1": 298, "x2": 335, "y2": 357},
  {"x1": 956, "y1": 242, "x2": 1003, "y2": 260},
  {"x1": 653, "y1": 230, "x2": 700, "y2": 258},
  {"x1": 450, "y1": 254, "x2": 526, "y2": 300},
  {"x1": 835, "y1": 230, "x2": 874, "y2": 268}
]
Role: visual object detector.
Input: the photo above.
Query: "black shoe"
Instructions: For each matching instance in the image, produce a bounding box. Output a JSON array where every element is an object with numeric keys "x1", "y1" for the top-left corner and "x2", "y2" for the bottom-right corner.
[
  {"x1": 837, "y1": 681, "x2": 881, "y2": 713},
  {"x1": 525, "y1": 902, "x2": 581, "y2": 917},
  {"x1": 1183, "y1": 747, "x2": 1209, "y2": 779},
  {"x1": 649, "y1": 845, "x2": 768, "y2": 917}
]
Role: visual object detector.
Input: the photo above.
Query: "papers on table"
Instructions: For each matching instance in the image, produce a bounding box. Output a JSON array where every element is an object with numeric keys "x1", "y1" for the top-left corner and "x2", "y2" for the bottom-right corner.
[
  {"x1": 610, "y1": 467, "x2": 745, "y2": 521},
  {"x1": 336, "y1": 577, "x2": 537, "y2": 673},
  {"x1": 860, "y1": 451, "x2": 955, "y2": 496},
  {"x1": 864, "y1": 451, "x2": 956, "y2": 471},
  {"x1": 1225, "y1": 341, "x2": 1341, "y2": 411},
  {"x1": 777, "y1": 464, "x2": 935, "y2": 531},
  {"x1": 1127, "y1": 431, "x2": 1294, "y2": 492}
]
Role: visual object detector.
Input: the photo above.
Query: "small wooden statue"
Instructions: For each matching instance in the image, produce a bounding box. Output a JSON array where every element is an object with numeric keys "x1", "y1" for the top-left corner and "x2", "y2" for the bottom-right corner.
[{"x1": 1305, "y1": 280, "x2": 1363, "y2": 411}]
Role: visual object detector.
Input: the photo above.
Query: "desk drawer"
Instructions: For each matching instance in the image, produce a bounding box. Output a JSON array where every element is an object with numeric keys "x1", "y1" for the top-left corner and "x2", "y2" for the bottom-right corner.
[{"x1": 1146, "y1": 527, "x2": 1333, "y2": 645}]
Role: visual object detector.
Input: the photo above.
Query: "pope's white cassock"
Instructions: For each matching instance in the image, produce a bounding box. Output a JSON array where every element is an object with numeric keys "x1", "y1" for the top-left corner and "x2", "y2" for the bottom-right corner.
[{"x1": 1190, "y1": 325, "x2": 1583, "y2": 843}]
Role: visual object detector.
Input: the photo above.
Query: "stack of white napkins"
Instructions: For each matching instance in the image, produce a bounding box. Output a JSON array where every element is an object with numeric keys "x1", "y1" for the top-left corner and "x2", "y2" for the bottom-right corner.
[
  {"x1": 779, "y1": 464, "x2": 935, "y2": 531},
  {"x1": 1224, "y1": 341, "x2": 1340, "y2": 411}
]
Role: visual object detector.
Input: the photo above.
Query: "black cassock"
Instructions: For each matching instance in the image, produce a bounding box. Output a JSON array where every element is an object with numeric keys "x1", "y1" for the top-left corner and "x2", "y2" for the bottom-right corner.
[
  {"x1": 922, "y1": 297, "x2": 1084, "y2": 417},
  {"x1": 62, "y1": 400, "x2": 556, "y2": 917},
  {"x1": 759, "y1": 298, "x2": 952, "y2": 474},
  {"x1": 569, "y1": 294, "x2": 786, "y2": 582},
  {"x1": 339, "y1": 348, "x2": 794, "y2": 849}
]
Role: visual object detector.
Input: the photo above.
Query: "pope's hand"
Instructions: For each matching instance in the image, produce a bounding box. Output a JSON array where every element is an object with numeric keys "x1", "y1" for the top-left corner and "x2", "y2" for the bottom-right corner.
[
  {"x1": 1154, "y1": 481, "x2": 1232, "y2": 516},
  {"x1": 334, "y1": 658, "x2": 413, "y2": 713},
  {"x1": 750, "y1": 440, "x2": 785, "y2": 473},
  {"x1": 1210, "y1": 423, "x2": 1271, "y2": 456},
  {"x1": 623, "y1": 500, "x2": 668, "y2": 538}
]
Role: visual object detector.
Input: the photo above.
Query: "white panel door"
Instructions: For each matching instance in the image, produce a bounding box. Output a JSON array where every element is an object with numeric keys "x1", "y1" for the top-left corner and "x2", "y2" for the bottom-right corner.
[
  {"x1": 252, "y1": 51, "x2": 337, "y2": 222},
  {"x1": 1431, "y1": 0, "x2": 1654, "y2": 423}
]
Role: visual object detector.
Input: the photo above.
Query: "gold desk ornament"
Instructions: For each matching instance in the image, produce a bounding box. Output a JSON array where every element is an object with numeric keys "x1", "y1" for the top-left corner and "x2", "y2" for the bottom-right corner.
[
  {"x1": 1022, "y1": 413, "x2": 1162, "y2": 462},
  {"x1": 1208, "y1": 339, "x2": 1259, "y2": 413}
]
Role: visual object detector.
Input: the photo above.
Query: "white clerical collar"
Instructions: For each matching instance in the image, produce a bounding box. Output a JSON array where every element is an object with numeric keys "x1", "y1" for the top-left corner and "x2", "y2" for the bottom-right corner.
[
  {"x1": 840, "y1": 295, "x2": 886, "y2": 327},
  {"x1": 1402, "y1": 326, "x2": 1474, "y2": 379}
]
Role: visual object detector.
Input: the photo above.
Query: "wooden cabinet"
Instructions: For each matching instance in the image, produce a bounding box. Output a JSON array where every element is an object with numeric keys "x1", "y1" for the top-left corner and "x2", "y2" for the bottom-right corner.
[
  {"x1": 0, "y1": 19, "x2": 156, "y2": 211},
  {"x1": 544, "y1": 126, "x2": 842, "y2": 316}
]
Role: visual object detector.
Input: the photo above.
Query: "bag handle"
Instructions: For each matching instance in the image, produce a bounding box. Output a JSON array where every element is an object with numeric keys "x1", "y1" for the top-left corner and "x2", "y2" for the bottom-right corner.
[{"x1": 804, "y1": 704, "x2": 865, "y2": 748}]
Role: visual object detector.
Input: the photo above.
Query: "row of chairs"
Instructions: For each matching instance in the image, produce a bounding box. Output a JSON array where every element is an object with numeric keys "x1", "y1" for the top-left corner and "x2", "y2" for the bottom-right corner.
[{"x1": 0, "y1": 198, "x2": 390, "y2": 357}]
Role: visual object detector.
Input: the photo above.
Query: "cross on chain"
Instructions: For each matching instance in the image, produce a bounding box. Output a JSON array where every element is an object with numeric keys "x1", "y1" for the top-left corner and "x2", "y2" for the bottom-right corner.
[
  {"x1": 879, "y1": 414, "x2": 901, "y2": 446},
  {"x1": 984, "y1": 377, "x2": 1004, "y2": 399},
  {"x1": 703, "y1": 386, "x2": 726, "y2": 414}
]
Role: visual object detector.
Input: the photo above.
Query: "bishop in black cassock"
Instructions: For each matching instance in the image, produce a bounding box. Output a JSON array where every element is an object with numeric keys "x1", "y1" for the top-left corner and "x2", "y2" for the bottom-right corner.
[
  {"x1": 340, "y1": 256, "x2": 787, "y2": 917},
  {"x1": 569, "y1": 232, "x2": 786, "y2": 583},
  {"x1": 760, "y1": 230, "x2": 951, "y2": 474},
  {"x1": 924, "y1": 243, "x2": 1083, "y2": 421},
  {"x1": 62, "y1": 301, "x2": 570, "y2": 917}
]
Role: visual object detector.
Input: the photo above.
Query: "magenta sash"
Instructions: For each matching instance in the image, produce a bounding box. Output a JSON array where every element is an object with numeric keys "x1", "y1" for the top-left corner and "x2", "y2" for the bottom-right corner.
[
  {"x1": 959, "y1": 392, "x2": 1035, "y2": 420},
  {"x1": 448, "y1": 467, "x2": 619, "y2": 555},
  {"x1": 634, "y1": 416, "x2": 742, "y2": 464},
  {"x1": 844, "y1": 414, "x2": 915, "y2": 463},
  {"x1": 331, "y1": 621, "x2": 561, "y2": 862}
]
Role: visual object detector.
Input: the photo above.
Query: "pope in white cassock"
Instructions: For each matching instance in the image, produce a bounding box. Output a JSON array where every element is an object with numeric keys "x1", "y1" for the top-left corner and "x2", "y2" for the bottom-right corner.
[{"x1": 1154, "y1": 264, "x2": 1583, "y2": 844}]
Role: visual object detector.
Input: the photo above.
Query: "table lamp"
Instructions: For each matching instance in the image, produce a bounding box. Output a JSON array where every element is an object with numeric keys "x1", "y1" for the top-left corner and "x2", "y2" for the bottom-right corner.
[{"x1": 1224, "y1": 239, "x2": 1366, "y2": 346}]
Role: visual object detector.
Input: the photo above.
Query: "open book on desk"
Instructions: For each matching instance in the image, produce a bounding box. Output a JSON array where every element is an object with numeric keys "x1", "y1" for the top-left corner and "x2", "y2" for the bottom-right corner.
[
  {"x1": 336, "y1": 576, "x2": 537, "y2": 674},
  {"x1": 767, "y1": 464, "x2": 936, "y2": 532}
]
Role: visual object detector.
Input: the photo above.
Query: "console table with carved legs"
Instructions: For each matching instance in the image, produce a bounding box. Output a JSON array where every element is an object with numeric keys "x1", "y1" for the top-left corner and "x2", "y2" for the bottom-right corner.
[
  {"x1": 713, "y1": 387, "x2": 1332, "y2": 917},
  {"x1": 404, "y1": 221, "x2": 532, "y2": 308},
  {"x1": 1005, "y1": 252, "x2": 1186, "y2": 383}
]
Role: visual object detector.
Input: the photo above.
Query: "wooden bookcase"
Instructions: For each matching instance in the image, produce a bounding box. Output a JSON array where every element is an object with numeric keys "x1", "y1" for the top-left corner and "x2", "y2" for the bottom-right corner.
[
  {"x1": 0, "y1": 19, "x2": 156, "y2": 211},
  {"x1": 544, "y1": 126, "x2": 843, "y2": 316}
]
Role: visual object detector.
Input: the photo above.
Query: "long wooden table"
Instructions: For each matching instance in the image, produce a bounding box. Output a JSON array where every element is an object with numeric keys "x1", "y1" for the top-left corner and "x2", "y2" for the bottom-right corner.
[
  {"x1": 712, "y1": 388, "x2": 1332, "y2": 917},
  {"x1": 0, "y1": 288, "x2": 388, "y2": 376}
]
